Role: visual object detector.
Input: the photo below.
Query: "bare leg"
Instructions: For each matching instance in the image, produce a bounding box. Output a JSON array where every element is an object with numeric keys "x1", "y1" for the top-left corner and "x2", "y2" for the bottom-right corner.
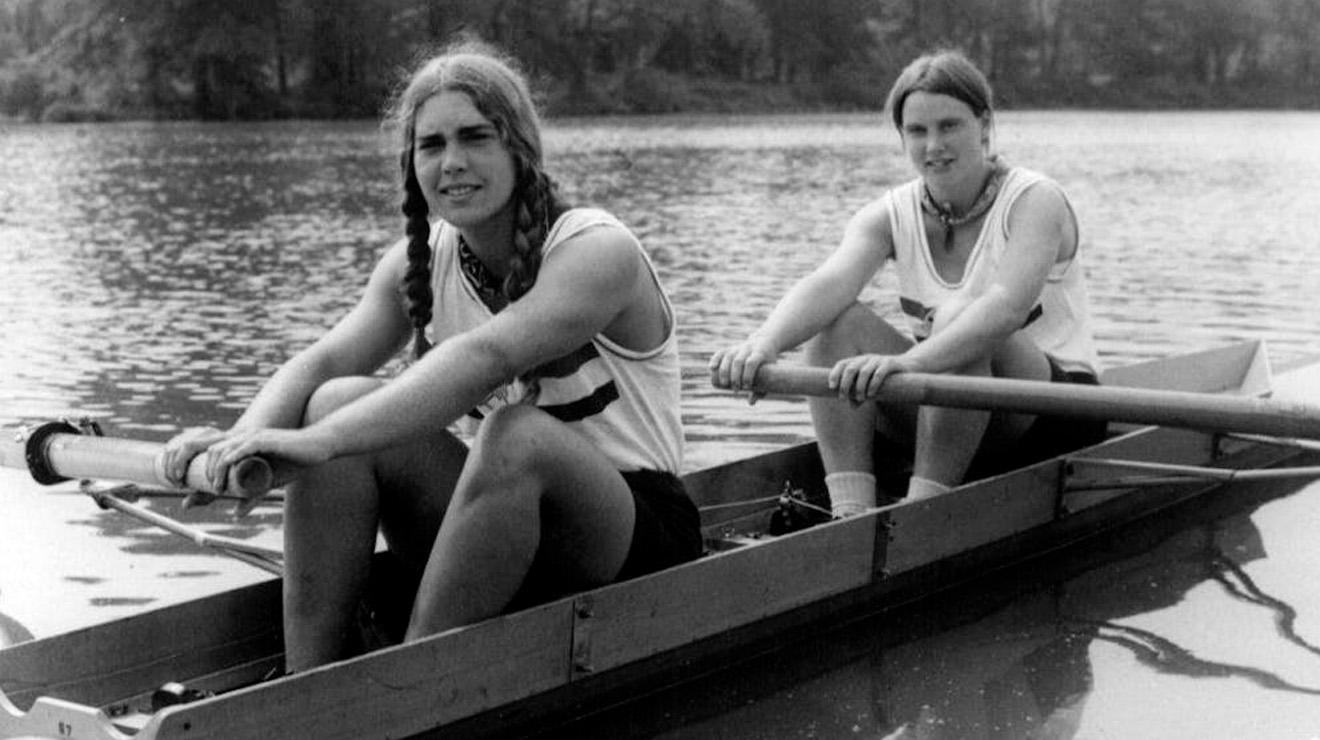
[
  {"x1": 912, "y1": 325, "x2": 1052, "y2": 488},
  {"x1": 805, "y1": 299, "x2": 1053, "y2": 495},
  {"x1": 805, "y1": 302, "x2": 914, "y2": 475},
  {"x1": 405, "y1": 404, "x2": 636, "y2": 639},
  {"x1": 910, "y1": 359, "x2": 995, "y2": 486},
  {"x1": 282, "y1": 377, "x2": 466, "y2": 670}
]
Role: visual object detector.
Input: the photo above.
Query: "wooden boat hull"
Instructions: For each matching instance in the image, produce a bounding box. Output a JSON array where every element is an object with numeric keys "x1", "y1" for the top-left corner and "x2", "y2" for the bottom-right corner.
[{"x1": 2, "y1": 341, "x2": 1313, "y2": 740}]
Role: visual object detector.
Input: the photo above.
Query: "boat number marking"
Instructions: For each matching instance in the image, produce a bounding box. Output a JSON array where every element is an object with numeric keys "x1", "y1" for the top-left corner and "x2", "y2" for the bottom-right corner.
[{"x1": 57, "y1": 720, "x2": 74, "y2": 736}]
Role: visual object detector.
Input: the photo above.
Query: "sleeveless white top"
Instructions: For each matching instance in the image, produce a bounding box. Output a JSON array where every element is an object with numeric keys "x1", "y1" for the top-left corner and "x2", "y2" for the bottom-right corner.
[
  {"x1": 884, "y1": 167, "x2": 1100, "y2": 376},
  {"x1": 425, "y1": 208, "x2": 684, "y2": 473}
]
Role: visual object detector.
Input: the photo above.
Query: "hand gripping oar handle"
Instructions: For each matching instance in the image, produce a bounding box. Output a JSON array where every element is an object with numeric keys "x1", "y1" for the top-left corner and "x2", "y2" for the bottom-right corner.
[
  {"x1": 751, "y1": 365, "x2": 1320, "y2": 441},
  {"x1": 16, "y1": 421, "x2": 274, "y2": 500}
]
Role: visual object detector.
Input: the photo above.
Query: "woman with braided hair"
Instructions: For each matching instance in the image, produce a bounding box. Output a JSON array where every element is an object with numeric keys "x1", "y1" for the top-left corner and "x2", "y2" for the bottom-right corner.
[{"x1": 160, "y1": 39, "x2": 698, "y2": 671}]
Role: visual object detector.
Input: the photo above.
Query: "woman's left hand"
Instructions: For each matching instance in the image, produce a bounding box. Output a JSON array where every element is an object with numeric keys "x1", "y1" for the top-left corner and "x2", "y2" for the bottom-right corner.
[
  {"x1": 203, "y1": 427, "x2": 334, "y2": 494},
  {"x1": 828, "y1": 353, "x2": 917, "y2": 403}
]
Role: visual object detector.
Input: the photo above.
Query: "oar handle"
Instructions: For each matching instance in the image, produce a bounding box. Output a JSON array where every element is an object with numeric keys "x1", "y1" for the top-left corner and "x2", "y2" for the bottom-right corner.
[
  {"x1": 167, "y1": 450, "x2": 274, "y2": 502},
  {"x1": 750, "y1": 364, "x2": 1320, "y2": 441},
  {"x1": 10, "y1": 422, "x2": 273, "y2": 501},
  {"x1": 752, "y1": 365, "x2": 929, "y2": 403}
]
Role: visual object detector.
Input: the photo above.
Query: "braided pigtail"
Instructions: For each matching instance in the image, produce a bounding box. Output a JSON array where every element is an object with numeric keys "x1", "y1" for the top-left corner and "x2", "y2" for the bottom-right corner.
[
  {"x1": 505, "y1": 161, "x2": 569, "y2": 401},
  {"x1": 400, "y1": 149, "x2": 435, "y2": 359},
  {"x1": 502, "y1": 165, "x2": 556, "y2": 303}
]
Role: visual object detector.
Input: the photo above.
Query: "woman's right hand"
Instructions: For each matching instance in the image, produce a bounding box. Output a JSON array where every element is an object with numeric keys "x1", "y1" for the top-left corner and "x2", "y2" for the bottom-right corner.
[
  {"x1": 160, "y1": 426, "x2": 229, "y2": 489},
  {"x1": 829, "y1": 353, "x2": 916, "y2": 403},
  {"x1": 162, "y1": 425, "x2": 287, "y2": 513},
  {"x1": 709, "y1": 336, "x2": 779, "y2": 399}
]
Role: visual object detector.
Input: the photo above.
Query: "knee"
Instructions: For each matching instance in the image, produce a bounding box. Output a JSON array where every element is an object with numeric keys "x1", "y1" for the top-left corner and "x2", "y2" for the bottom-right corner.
[
  {"x1": 304, "y1": 376, "x2": 384, "y2": 425},
  {"x1": 990, "y1": 333, "x2": 1051, "y2": 380},
  {"x1": 806, "y1": 302, "x2": 870, "y2": 363},
  {"x1": 806, "y1": 302, "x2": 906, "y2": 364},
  {"x1": 467, "y1": 405, "x2": 555, "y2": 480}
]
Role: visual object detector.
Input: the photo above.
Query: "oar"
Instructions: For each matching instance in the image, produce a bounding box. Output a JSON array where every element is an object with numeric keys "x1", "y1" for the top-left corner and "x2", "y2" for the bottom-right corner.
[
  {"x1": 1, "y1": 421, "x2": 273, "y2": 509},
  {"x1": 83, "y1": 482, "x2": 283, "y2": 575},
  {"x1": 750, "y1": 365, "x2": 1320, "y2": 441}
]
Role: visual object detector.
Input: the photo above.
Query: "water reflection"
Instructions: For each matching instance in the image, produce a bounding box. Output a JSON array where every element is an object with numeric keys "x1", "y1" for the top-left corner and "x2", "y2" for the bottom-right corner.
[
  {"x1": 552, "y1": 476, "x2": 1320, "y2": 738},
  {"x1": 1206, "y1": 554, "x2": 1320, "y2": 660}
]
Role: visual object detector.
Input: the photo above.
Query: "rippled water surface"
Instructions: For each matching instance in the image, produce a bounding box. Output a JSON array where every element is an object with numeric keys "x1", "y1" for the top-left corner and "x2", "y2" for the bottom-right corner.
[
  {"x1": 5, "y1": 113, "x2": 1320, "y2": 466},
  {"x1": 3, "y1": 112, "x2": 1320, "y2": 736}
]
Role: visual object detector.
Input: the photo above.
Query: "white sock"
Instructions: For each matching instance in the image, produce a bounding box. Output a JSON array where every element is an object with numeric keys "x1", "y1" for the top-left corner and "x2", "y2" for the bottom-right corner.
[
  {"x1": 825, "y1": 472, "x2": 877, "y2": 518},
  {"x1": 906, "y1": 475, "x2": 953, "y2": 501}
]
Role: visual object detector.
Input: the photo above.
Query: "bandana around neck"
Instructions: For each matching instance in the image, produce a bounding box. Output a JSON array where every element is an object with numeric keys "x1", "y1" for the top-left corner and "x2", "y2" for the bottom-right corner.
[
  {"x1": 457, "y1": 235, "x2": 504, "y2": 310},
  {"x1": 920, "y1": 158, "x2": 1009, "y2": 253}
]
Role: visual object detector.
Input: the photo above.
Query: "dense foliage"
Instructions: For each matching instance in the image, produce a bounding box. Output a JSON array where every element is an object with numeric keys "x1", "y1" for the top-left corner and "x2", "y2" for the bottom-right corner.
[{"x1": 2, "y1": 0, "x2": 1317, "y2": 121}]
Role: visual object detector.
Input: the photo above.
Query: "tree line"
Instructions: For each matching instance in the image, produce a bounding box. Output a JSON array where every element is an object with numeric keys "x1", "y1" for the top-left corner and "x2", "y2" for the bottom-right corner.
[{"x1": 1, "y1": 0, "x2": 1317, "y2": 122}]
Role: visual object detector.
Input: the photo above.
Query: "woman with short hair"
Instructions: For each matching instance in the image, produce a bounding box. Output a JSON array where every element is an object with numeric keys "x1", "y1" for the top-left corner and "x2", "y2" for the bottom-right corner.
[{"x1": 711, "y1": 50, "x2": 1105, "y2": 516}]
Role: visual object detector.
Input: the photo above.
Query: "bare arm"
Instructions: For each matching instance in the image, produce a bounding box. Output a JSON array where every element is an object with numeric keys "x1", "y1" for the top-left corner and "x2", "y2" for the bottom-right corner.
[
  {"x1": 161, "y1": 239, "x2": 415, "y2": 484},
  {"x1": 234, "y1": 239, "x2": 414, "y2": 430},
  {"x1": 831, "y1": 182, "x2": 1074, "y2": 397},
  {"x1": 710, "y1": 197, "x2": 894, "y2": 389},
  {"x1": 207, "y1": 225, "x2": 643, "y2": 473}
]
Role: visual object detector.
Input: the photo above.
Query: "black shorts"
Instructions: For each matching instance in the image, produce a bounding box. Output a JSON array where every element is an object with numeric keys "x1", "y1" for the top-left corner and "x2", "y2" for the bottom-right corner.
[
  {"x1": 361, "y1": 470, "x2": 701, "y2": 641},
  {"x1": 507, "y1": 469, "x2": 702, "y2": 609},
  {"x1": 616, "y1": 469, "x2": 703, "y2": 580},
  {"x1": 967, "y1": 356, "x2": 1109, "y2": 478}
]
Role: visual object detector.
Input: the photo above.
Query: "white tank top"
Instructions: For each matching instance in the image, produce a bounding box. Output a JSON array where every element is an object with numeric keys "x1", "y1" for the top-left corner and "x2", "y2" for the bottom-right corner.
[
  {"x1": 425, "y1": 208, "x2": 684, "y2": 473},
  {"x1": 885, "y1": 167, "x2": 1100, "y2": 376}
]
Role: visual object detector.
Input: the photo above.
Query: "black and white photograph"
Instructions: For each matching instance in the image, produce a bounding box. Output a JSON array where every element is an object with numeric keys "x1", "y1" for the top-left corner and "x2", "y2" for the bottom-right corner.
[{"x1": 2, "y1": 1, "x2": 1320, "y2": 738}]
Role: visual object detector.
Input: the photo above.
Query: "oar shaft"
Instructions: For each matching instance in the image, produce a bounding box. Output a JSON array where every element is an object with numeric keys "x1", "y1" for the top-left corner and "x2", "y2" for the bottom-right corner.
[
  {"x1": 9, "y1": 429, "x2": 272, "y2": 500},
  {"x1": 752, "y1": 365, "x2": 1320, "y2": 441},
  {"x1": 91, "y1": 491, "x2": 283, "y2": 575}
]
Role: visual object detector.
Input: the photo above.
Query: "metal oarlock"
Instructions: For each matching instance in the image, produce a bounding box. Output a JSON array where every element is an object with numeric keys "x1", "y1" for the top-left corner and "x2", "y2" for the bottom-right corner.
[{"x1": 20, "y1": 419, "x2": 84, "y2": 484}]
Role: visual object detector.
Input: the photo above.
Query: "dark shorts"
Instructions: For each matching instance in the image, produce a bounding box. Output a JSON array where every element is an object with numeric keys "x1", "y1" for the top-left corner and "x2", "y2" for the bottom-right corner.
[
  {"x1": 507, "y1": 469, "x2": 702, "y2": 609},
  {"x1": 616, "y1": 469, "x2": 704, "y2": 580},
  {"x1": 364, "y1": 469, "x2": 701, "y2": 637},
  {"x1": 967, "y1": 356, "x2": 1109, "y2": 478}
]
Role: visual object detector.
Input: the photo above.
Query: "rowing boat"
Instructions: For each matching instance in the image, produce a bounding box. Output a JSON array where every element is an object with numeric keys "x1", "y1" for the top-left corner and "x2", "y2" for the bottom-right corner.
[{"x1": 3, "y1": 340, "x2": 1319, "y2": 740}]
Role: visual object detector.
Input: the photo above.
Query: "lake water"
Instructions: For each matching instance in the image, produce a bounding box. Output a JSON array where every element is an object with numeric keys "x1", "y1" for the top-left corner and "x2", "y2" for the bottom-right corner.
[{"x1": 3, "y1": 111, "x2": 1320, "y2": 737}]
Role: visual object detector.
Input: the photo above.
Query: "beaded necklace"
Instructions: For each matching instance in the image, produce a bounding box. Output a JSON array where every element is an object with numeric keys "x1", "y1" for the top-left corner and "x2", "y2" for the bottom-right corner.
[{"x1": 920, "y1": 158, "x2": 1008, "y2": 253}]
